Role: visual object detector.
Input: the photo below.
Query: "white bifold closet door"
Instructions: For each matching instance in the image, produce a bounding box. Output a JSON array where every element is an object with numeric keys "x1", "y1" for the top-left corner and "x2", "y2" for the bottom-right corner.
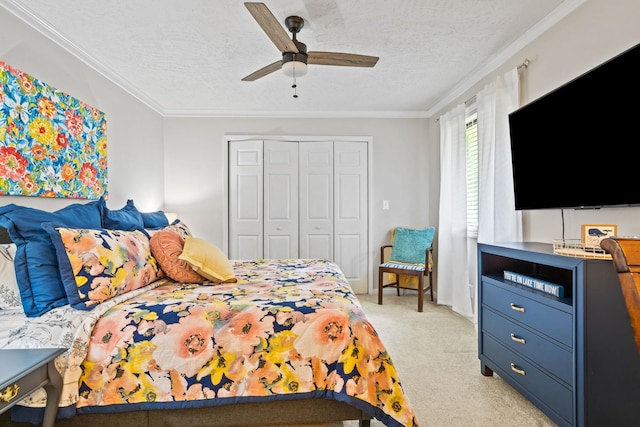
[
  {"x1": 299, "y1": 141, "x2": 333, "y2": 260},
  {"x1": 228, "y1": 139, "x2": 368, "y2": 293},
  {"x1": 264, "y1": 141, "x2": 299, "y2": 259}
]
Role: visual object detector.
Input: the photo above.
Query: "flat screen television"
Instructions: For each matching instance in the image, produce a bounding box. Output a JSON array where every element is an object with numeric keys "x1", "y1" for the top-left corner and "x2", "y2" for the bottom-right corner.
[{"x1": 508, "y1": 42, "x2": 640, "y2": 210}]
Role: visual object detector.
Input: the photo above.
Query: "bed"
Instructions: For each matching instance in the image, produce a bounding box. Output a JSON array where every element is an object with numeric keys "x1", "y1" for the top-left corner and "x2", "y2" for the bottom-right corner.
[{"x1": 0, "y1": 200, "x2": 418, "y2": 427}]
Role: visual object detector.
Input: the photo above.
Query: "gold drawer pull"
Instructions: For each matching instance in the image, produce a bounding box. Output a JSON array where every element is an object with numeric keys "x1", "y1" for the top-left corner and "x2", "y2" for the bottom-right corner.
[
  {"x1": 510, "y1": 333, "x2": 526, "y2": 344},
  {"x1": 510, "y1": 303, "x2": 525, "y2": 313},
  {"x1": 510, "y1": 363, "x2": 526, "y2": 376},
  {"x1": 0, "y1": 384, "x2": 20, "y2": 403}
]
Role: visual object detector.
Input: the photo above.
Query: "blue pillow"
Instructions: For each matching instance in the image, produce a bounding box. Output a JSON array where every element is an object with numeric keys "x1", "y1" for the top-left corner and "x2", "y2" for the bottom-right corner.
[
  {"x1": 0, "y1": 201, "x2": 102, "y2": 317},
  {"x1": 101, "y1": 199, "x2": 144, "y2": 231},
  {"x1": 140, "y1": 210, "x2": 169, "y2": 229},
  {"x1": 390, "y1": 227, "x2": 435, "y2": 265}
]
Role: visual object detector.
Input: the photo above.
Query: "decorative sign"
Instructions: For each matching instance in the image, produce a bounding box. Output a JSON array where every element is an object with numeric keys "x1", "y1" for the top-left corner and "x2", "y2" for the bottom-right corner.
[
  {"x1": 0, "y1": 62, "x2": 107, "y2": 199},
  {"x1": 582, "y1": 224, "x2": 617, "y2": 248}
]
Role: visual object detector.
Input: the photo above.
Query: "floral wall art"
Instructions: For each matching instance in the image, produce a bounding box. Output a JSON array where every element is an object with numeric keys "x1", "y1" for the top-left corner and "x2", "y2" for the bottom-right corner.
[{"x1": 0, "y1": 62, "x2": 107, "y2": 199}]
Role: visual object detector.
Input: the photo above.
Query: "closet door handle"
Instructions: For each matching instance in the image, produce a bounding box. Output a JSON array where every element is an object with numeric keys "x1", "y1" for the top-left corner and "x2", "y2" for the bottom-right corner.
[{"x1": 510, "y1": 303, "x2": 525, "y2": 313}]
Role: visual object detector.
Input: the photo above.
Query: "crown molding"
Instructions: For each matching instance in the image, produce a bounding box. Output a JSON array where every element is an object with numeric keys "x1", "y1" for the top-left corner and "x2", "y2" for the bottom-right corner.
[
  {"x1": 162, "y1": 108, "x2": 430, "y2": 119},
  {"x1": 0, "y1": 0, "x2": 165, "y2": 114},
  {"x1": 426, "y1": 0, "x2": 587, "y2": 118}
]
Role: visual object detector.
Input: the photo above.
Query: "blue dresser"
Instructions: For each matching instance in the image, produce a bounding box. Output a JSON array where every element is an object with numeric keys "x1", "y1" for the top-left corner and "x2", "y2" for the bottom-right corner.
[{"x1": 478, "y1": 242, "x2": 640, "y2": 427}]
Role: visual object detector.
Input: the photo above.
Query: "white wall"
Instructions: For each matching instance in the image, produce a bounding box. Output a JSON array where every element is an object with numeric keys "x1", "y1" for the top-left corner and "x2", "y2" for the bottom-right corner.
[
  {"x1": 430, "y1": 0, "x2": 640, "y2": 243},
  {"x1": 0, "y1": 7, "x2": 165, "y2": 213},
  {"x1": 163, "y1": 117, "x2": 432, "y2": 286},
  {"x1": 518, "y1": 0, "x2": 640, "y2": 242}
]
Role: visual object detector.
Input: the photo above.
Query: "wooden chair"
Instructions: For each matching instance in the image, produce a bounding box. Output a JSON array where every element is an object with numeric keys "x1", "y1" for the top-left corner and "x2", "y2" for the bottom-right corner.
[
  {"x1": 600, "y1": 236, "x2": 640, "y2": 354},
  {"x1": 378, "y1": 227, "x2": 434, "y2": 312}
]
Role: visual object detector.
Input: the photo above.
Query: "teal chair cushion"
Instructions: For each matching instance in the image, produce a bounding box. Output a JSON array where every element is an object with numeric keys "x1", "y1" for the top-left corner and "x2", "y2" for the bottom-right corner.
[{"x1": 389, "y1": 227, "x2": 435, "y2": 265}]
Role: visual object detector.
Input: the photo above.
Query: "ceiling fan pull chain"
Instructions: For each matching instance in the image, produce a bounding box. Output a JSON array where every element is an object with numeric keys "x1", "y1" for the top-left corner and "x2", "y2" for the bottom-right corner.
[{"x1": 292, "y1": 76, "x2": 298, "y2": 98}]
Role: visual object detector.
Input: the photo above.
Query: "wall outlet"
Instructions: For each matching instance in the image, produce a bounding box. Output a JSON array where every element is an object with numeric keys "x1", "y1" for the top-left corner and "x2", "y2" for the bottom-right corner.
[{"x1": 383, "y1": 200, "x2": 390, "y2": 210}]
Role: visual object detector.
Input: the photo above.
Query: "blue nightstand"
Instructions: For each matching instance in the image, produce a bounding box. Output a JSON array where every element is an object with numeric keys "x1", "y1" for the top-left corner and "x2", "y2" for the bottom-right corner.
[{"x1": 0, "y1": 348, "x2": 66, "y2": 427}]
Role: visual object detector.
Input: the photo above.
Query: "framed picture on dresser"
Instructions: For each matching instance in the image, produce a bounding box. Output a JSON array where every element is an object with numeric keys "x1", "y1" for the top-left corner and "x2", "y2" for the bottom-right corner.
[{"x1": 581, "y1": 224, "x2": 617, "y2": 248}]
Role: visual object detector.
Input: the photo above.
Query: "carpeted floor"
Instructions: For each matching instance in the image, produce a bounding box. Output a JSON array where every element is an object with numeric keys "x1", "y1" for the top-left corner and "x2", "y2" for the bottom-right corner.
[{"x1": 342, "y1": 293, "x2": 557, "y2": 427}]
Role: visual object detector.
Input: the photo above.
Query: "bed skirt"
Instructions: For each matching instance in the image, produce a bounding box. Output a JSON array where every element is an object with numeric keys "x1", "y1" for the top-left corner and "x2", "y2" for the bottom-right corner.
[{"x1": 1, "y1": 399, "x2": 372, "y2": 427}]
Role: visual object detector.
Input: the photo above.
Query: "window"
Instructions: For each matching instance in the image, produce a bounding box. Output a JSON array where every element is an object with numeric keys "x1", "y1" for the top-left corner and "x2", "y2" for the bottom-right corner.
[{"x1": 465, "y1": 105, "x2": 478, "y2": 238}]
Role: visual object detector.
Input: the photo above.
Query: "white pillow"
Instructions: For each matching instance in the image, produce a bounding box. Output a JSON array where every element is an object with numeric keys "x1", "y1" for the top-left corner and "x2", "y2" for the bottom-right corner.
[{"x1": 0, "y1": 244, "x2": 21, "y2": 310}]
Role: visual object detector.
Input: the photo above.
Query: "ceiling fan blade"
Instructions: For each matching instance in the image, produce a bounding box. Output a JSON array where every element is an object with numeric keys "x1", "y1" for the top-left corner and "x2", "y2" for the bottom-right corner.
[
  {"x1": 244, "y1": 2, "x2": 298, "y2": 53},
  {"x1": 308, "y1": 51, "x2": 379, "y2": 67},
  {"x1": 242, "y1": 60, "x2": 283, "y2": 81}
]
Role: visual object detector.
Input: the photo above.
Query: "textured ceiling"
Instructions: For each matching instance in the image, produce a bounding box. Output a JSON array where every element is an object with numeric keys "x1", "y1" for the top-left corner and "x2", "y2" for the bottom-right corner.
[{"x1": 1, "y1": 0, "x2": 582, "y2": 117}]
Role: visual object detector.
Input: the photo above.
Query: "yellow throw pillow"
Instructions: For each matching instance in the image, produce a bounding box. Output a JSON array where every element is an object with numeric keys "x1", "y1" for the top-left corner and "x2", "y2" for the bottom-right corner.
[{"x1": 178, "y1": 236, "x2": 237, "y2": 283}]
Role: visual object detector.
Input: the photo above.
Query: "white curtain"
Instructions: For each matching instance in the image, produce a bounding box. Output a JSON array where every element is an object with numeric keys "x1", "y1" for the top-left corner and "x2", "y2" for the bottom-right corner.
[
  {"x1": 437, "y1": 104, "x2": 473, "y2": 318},
  {"x1": 437, "y1": 68, "x2": 522, "y2": 321},
  {"x1": 476, "y1": 68, "x2": 522, "y2": 244}
]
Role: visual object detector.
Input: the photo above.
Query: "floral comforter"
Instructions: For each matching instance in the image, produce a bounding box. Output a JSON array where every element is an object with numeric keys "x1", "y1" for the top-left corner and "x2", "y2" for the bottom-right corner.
[{"x1": 6, "y1": 259, "x2": 418, "y2": 426}]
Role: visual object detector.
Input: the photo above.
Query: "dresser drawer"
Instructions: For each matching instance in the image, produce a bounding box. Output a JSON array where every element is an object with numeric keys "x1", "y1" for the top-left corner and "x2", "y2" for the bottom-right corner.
[
  {"x1": 482, "y1": 308, "x2": 572, "y2": 385},
  {"x1": 0, "y1": 364, "x2": 48, "y2": 414},
  {"x1": 483, "y1": 334, "x2": 573, "y2": 425},
  {"x1": 482, "y1": 281, "x2": 572, "y2": 347}
]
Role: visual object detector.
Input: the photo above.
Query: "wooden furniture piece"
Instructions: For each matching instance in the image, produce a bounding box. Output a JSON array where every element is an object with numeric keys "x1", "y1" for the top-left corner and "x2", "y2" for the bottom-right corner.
[
  {"x1": 478, "y1": 242, "x2": 640, "y2": 427},
  {"x1": 378, "y1": 227, "x2": 434, "y2": 312},
  {"x1": 600, "y1": 236, "x2": 640, "y2": 354},
  {"x1": 0, "y1": 348, "x2": 66, "y2": 427}
]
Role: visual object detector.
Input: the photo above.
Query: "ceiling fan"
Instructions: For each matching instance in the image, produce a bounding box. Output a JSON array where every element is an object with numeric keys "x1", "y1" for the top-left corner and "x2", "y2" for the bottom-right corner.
[{"x1": 242, "y1": 2, "x2": 379, "y2": 83}]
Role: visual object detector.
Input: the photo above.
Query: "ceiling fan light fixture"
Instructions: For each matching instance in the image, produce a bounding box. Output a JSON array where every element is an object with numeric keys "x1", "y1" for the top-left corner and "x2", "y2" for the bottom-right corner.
[
  {"x1": 282, "y1": 60, "x2": 308, "y2": 77},
  {"x1": 281, "y1": 51, "x2": 308, "y2": 78}
]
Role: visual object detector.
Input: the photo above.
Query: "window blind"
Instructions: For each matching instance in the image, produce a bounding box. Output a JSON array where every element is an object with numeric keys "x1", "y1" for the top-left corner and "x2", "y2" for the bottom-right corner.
[{"x1": 465, "y1": 110, "x2": 478, "y2": 238}]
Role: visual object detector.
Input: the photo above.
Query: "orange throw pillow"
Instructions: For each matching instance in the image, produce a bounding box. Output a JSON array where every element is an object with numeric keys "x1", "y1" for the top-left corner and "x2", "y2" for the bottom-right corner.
[{"x1": 150, "y1": 229, "x2": 205, "y2": 283}]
